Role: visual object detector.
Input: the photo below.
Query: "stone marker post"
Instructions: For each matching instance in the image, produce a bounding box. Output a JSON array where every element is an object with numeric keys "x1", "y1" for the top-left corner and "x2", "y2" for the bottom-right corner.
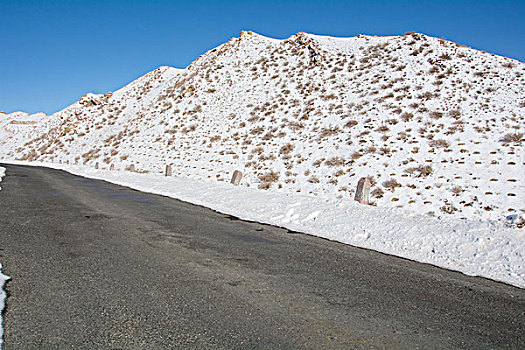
[
  {"x1": 129, "y1": 164, "x2": 135, "y2": 172},
  {"x1": 230, "y1": 170, "x2": 243, "y2": 186},
  {"x1": 95, "y1": 162, "x2": 99, "y2": 169},
  {"x1": 354, "y1": 177, "x2": 371, "y2": 205},
  {"x1": 110, "y1": 164, "x2": 115, "y2": 171},
  {"x1": 165, "y1": 164, "x2": 172, "y2": 177}
]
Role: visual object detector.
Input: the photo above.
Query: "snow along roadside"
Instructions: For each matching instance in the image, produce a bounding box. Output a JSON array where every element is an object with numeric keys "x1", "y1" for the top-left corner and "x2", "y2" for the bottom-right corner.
[
  {"x1": 0, "y1": 166, "x2": 10, "y2": 349},
  {"x1": 4, "y1": 161, "x2": 525, "y2": 289}
]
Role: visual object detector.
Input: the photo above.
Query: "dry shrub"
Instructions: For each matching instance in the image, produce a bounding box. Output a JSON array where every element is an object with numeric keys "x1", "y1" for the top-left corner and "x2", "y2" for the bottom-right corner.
[
  {"x1": 308, "y1": 175, "x2": 320, "y2": 183},
  {"x1": 401, "y1": 112, "x2": 414, "y2": 122},
  {"x1": 376, "y1": 125, "x2": 390, "y2": 133},
  {"x1": 19, "y1": 149, "x2": 39, "y2": 161},
  {"x1": 280, "y1": 143, "x2": 294, "y2": 155},
  {"x1": 258, "y1": 171, "x2": 280, "y2": 189},
  {"x1": 429, "y1": 139, "x2": 450, "y2": 148},
  {"x1": 313, "y1": 158, "x2": 325, "y2": 167},
  {"x1": 501, "y1": 133, "x2": 523, "y2": 144},
  {"x1": 351, "y1": 151, "x2": 362, "y2": 160},
  {"x1": 430, "y1": 111, "x2": 444, "y2": 119},
  {"x1": 344, "y1": 120, "x2": 358, "y2": 128},
  {"x1": 451, "y1": 186, "x2": 463, "y2": 195},
  {"x1": 371, "y1": 188, "x2": 384, "y2": 198},
  {"x1": 320, "y1": 127, "x2": 340, "y2": 138},
  {"x1": 405, "y1": 165, "x2": 433, "y2": 178},
  {"x1": 325, "y1": 156, "x2": 345, "y2": 167},
  {"x1": 378, "y1": 147, "x2": 391, "y2": 155},
  {"x1": 448, "y1": 109, "x2": 461, "y2": 119},
  {"x1": 251, "y1": 147, "x2": 264, "y2": 154},
  {"x1": 440, "y1": 203, "x2": 458, "y2": 214},
  {"x1": 82, "y1": 148, "x2": 100, "y2": 162},
  {"x1": 383, "y1": 178, "x2": 401, "y2": 191}
]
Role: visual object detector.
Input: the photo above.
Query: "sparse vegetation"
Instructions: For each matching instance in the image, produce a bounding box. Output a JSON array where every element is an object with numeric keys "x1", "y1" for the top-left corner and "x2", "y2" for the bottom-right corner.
[
  {"x1": 383, "y1": 178, "x2": 401, "y2": 191},
  {"x1": 258, "y1": 171, "x2": 280, "y2": 189},
  {"x1": 502, "y1": 132, "x2": 523, "y2": 144}
]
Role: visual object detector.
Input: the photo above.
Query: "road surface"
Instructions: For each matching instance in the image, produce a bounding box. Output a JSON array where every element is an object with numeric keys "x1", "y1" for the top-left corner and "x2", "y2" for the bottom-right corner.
[{"x1": 0, "y1": 163, "x2": 524, "y2": 349}]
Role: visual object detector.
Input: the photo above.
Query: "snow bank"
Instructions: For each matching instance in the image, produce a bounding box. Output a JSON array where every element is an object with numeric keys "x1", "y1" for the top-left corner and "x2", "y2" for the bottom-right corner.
[
  {"x1": 0, "y1": 264, "x2": 8, "y2": 349},
  {"x1": 6, "y1": 161, "x2": 524, "y2": 289},
  {"x1": 0, "y1": 166, "x2": 4, "y2": 190},
  {"x1": 0, "y1": 166, "x2": 9, "y2": 349}
]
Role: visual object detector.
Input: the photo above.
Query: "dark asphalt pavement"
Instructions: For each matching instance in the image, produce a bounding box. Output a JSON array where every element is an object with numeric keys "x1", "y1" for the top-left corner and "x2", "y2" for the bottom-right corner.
[{"x1": 0, "y1": 163, "x2": 524, "y2": 349}]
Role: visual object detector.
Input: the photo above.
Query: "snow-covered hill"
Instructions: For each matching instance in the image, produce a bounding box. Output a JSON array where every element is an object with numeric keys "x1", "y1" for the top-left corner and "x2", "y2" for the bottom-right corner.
[{"x1": 1, "y1": 31, "x2": 524, "y2": 223}]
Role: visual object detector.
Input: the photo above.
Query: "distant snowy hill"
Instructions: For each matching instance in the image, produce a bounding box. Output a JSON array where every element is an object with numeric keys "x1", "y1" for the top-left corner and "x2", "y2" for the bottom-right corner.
[{"x1": 1, "y1": 31, "x2": 524, "y2": 222}]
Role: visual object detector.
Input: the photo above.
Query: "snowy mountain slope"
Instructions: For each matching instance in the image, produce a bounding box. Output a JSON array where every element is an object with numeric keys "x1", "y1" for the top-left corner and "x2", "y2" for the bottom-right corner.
[
  {"x1": 1, "y1": 31, "x2": 524, "y2": 223},
  {"x1": 0, "y1": 111, "x2": 50, "y2": 159}
]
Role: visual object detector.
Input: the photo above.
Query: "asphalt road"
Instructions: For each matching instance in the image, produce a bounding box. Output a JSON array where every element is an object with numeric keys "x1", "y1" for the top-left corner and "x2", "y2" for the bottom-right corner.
[{"x1": 0, "y1": 163, "x2": 524, "y2": 349}]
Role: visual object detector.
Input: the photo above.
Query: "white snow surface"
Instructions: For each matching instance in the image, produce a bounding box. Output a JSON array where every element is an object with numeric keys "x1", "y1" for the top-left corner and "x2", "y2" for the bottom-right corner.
[
  {"x1": 0, "y1": 166, "x2": 9, "y2": 349},
  {"x1": 3, "y1": 160, "x2": 524, "y2": 288}
]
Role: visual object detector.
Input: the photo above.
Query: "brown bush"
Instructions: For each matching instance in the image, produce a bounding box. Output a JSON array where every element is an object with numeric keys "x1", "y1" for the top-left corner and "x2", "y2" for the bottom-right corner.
[
  {"x1": 376, "y1": 125, "x2": 390, "y2": 133},
  {"x1": 405, "y1": 165, "x2": 433, "y2": 178},
  {"x1": 308, "y1": 175, "x2": 320, "y2": 183},
  {"x1": 383, "y1": 178, "x2": 401, "y2": 191},
  {"x1": 401, "y1": 112, "x2": 414, "y2": 122},
  {"x1": 280, "y1": 143, "x2": 294, "y2": 155},
  {"x1": 448, "y1": 109, "x2": 461, "y2": 119},
  {"x1": 440, "y1": 203, "x2": 458, "y2": 214},
  {"x1": 258, "y1": 171, "x2": 280, "y2": 189},
  {"x1": 451, "y1": 186, "x2": 463, "y2": 195},
  {"x1": 320, "y1": 127, "x2": 340, "y2": 138},
  {"x1": 371, "y1": 188, "x2": 384, "y2": 198},
  {"x1": 325, "y1": 156, "x2": 345, "y2": 167},
  {"x1": 430, "y1": 111, "x2": 444, "y2": 119},
  {"x1": 502, "y1": 133, "x2": 523, "y2": 144},
  {"x1": 351, "y1": 151, "x2": 362, "y2": 160},
  {"x1": 429, "y1": 139, "x2": 450, "y2": 148},
  {"x1": 344, "y1": 120, "x2": 358, "y2": 128}
]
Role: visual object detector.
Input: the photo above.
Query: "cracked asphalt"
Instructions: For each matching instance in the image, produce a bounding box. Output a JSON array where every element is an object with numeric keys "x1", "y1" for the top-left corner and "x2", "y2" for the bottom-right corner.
[{"x1": 0, "y1": 163, "x2": 524, "y2": 349}]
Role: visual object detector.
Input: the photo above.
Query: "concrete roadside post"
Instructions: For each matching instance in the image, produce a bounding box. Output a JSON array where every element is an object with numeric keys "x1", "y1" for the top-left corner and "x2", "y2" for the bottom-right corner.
[
  {"x1": 354, "y1": 177, "x2": 371, "y2": 205},
  {"x1": 165, "y1": 164, "x2": 172, "y2": 177},
  {"x1": 230, "y1": 170, "x2": 243, "y2": 186},
  {"x1": 110, "y1": 164, "x2": 115, "y2": 171}
]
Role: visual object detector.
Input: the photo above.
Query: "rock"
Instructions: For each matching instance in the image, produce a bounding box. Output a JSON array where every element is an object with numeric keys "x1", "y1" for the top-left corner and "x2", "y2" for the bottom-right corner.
[
  {"x1": 354, "y1": 177, "x2": 371, "y2": 205},
  {"x1": 231, "y1": 170, "x2": 243, "y2": 186}
]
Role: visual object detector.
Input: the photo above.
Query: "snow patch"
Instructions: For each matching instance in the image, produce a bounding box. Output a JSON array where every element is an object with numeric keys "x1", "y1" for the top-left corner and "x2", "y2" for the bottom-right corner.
[
  {"x1": 0, "y1": 264, "x2": 8, "y2": 349},
  {"x1": 0, "y1": 167, "x2": 4, "y2": 190}
]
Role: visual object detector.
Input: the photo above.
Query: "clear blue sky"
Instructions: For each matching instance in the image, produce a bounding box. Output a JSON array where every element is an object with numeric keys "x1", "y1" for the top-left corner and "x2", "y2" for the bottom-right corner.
[{"x1": 1, "y1": 0, "x2": 524, "y2": 114}]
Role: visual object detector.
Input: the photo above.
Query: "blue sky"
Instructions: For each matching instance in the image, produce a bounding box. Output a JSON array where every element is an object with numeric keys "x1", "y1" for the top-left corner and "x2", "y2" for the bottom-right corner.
[{"x1": 1, "y1": 0, "x2": 524, "y2": 114}]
